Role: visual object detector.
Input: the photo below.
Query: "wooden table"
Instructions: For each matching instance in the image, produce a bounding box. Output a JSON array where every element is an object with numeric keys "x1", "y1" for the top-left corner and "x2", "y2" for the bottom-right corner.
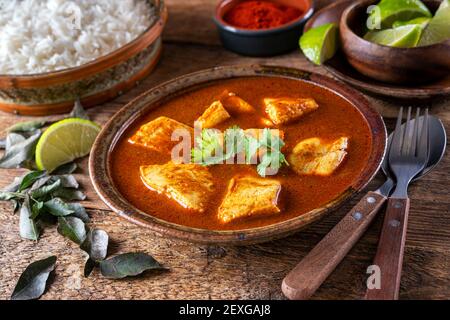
[{"x1": 0, "y1": 0, "x2": 449, "y2": 300}]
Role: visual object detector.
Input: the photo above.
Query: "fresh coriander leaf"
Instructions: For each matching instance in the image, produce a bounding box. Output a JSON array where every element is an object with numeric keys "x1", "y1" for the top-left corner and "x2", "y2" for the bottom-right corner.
[
  {"x1": 99, "y1": 252, "x2": 165, "y2": 279},
  {"x1": 57, "y1": 216, "x2": 87, "y2": 244},
  {"x1": 70, "y1": 99, "x2": 90, "y2": 120},
  {"x1": 10, "y1": 256, "x2": 56, "y2": 300},
  {"x1": 19, "y1": 196, "x2": 40, "y2": 241},
  {"x1": 19, "y1": 171, "x2": 47, "y2": 192},
  {"x1": 81, "y1": 229, "x2": 109, "y2": 262},
  {"x1": 7, "y1": 120, "x2": 48, "y2": 133},
  {"x1": 0, "y1": 131, "x2": 41, "y2": 169},
  {"x1": 44, "y1": 198, "x2": 74, "y2": 217}
]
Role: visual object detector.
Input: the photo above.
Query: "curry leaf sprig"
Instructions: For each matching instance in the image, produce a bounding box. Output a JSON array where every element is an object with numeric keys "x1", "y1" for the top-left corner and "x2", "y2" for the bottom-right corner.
[{"x1": 191, "y1": 126, "x2": 289, "y2": 177}]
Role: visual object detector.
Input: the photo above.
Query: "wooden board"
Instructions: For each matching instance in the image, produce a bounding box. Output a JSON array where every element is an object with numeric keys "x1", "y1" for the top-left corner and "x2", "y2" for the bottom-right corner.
[{"x1": 0, "y1": 0, "x2": 449, "y2": 300}]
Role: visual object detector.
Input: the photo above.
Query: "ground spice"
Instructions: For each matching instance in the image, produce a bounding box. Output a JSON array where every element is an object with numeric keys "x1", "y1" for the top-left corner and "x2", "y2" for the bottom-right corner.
[{"x1": 223, "y1": 0, "x2": 303, "y2": 30}]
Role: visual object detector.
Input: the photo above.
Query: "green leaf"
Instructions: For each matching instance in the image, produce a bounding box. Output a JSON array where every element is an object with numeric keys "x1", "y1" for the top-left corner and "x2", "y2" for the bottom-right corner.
[
  {"x1": 44, "y1": 198, "x2": 74, "y2": 217},
  {"x1": 57, "y1": 216, "x2": 87, "y2": 244},
  {"x1": 70, "y1": 99, "x2": 90, "y2": 120},
  {"x1": 49, "y1": 175, "x2": 79, "y2": 188},
  {"x1": 19, "y1": 171, "x2": 47, "y2": 192},
  {"x1": 0, "y1": 191, "x2": 25, "y2": 201},
  {"x1": 99, "y1": 252, "x2": 165, "y2": 279},
  {"x1": 19, "y1": 196, "x2": 40, "y2": 241},
  {"x1": 83, "y1": 258, "x2": 97, "y2": 278},
  {"x1": 0, "y1": 131, "x2": 41, "y2": 169},
  {"x1": 81, "y1": 229, "x2": 109, "y2": 262},
  {"x1": 11, "y1": 256, "x2": 56, "y2": 300},
  {"x1": 66, "y1": 202, "x2": 90, "y2": 222},
  {"x1": 7, "y1": 120, "x2": 48, "y2": 133},
  {"x1": 30, "y1": 201, "x2": 44, "y2": 220},
  {"x1": 52, "y1": 162, "x2": 77, "y2": 175},
  {"x1": 31, "y1": 179, "x2": 61, "y2": 200},
  {"x1": 0, "y1": 138, "x2": 5, "y2": 149},
  {"x1": 52, "y1": 188, "x2": 86, "y2": 201}
]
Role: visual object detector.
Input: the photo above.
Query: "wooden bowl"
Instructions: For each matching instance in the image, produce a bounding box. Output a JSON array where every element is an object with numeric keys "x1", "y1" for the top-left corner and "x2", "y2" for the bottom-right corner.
[
  {"x1": 0, "y1": 0, "x2": 167, "y2": 116},
  {"x1": 340, "y1": 0, "x2": 450, "y2": 84},
  {"x1": 89, "y1": 65, "x2": 386, "y2": 245},
  {"x1": 214, "y1": 0, "x2": 314, "y2": 56}
]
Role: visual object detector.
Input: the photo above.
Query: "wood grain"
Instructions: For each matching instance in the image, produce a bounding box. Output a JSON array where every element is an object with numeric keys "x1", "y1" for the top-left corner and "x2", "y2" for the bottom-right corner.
[{"x1": 0, "y1": 0, "x2": 449, "y2": 300}]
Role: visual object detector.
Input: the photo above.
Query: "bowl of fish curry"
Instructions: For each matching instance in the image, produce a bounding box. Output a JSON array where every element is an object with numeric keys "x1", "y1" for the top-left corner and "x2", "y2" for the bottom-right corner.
[{"x1": 90, "y1": 65, "x2": 386, "y2": 245}]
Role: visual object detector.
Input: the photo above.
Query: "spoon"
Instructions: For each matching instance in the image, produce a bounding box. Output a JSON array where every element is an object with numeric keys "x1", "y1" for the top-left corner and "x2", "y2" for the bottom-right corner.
[{"x1": 282, "y1": 115, "x2": 446, "y2": 300}]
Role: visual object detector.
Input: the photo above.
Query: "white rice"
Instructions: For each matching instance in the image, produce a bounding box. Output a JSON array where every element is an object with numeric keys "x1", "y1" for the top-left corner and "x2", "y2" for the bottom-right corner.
[{"x1": 0, "y1": 0, "x2": 156, "y2": 75}]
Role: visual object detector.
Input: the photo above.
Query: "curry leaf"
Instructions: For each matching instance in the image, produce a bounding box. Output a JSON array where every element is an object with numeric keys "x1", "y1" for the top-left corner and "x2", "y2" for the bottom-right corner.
[
  {"x1": 67, "y1": 202, "x2": 89, "y2": 222},
  {"x1": 10, "y1": 256, "x2": 57, "y2": 300},
  {"x1": 70, "y1": 99, "x2": 90, "y2": 120},
  {"x1": 99, "y1": 252, "x2": 165, "y2": 279},
  {"x1": 52, "y1": 162, "x2": 77, "y2": 175},
  {"x1": 7, "y1": 120, "x2": 48, "y2": 133},
  {"x1": 0, "y1": 131, "x2": 41, "y2": 169},
  {"x1": 0, "y1": 191, "x2": 25, "y2": 201},
  {"x1": 19, "y1": 171, "x2": 47, "y2": 192},
  {"x1": 19, "y1": 196, "x2": 40, "y2": 241},
  {"x1": 81, "y1": 229, "x2": 109, "y2": 262},
  {"x1": 57, "y1": 216, "x2": 87, "y2": 244},
  {"x1": 44, "y1": 198, "x2": 74, "y2": 217},
  {"x1": 49, "y1": 175, "x2": 79, "y2": 189},
  {"x1": 31, "y1": 179, "x2": 61, "y2": 200},
  {"x1": 30, "y1": 201, "x2": 44, "y2": 220},
  {"x1": 0, "y1": 138, "x2": 5, "y2": 149},
  {"x1": 52, "y1": 188, "x2": 86, "y2": 201},
  {"x1": 84, "y1": 258, "x2": 97, "y2": 278}
]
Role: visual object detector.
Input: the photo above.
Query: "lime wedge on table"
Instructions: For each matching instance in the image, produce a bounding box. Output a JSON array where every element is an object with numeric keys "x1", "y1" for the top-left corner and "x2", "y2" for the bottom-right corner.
[
  {"x1": 392, "y1": 17, "x2": 430, "y2": 28},
  {"x1": 367, "y1": 0, "x2": 432, "y2": 29},
  {"x1": 299, "y1": 23, "x2": 338, "y2": 66},
  {"x1": 35, "y1": 118, "x2": 101, "y2": 172},
  {"x1": 364, "y1": 24, "x2": 423, "y2": 47},
  {"x1": 418, "y1": 0, "x2": 450, "y2": 46}
]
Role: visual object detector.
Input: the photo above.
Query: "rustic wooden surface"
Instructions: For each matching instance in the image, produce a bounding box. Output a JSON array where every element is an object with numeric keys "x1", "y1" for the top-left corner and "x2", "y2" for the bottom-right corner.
[{"x1": 0, "y1": 0, "x2": 449, "y2": 300}]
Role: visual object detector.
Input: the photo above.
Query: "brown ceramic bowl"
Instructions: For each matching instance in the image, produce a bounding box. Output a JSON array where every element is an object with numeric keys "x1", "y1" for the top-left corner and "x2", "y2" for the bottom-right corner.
[
  {"x1": 0, "y1": 0, "x2": 167, "y2": 116},
  {"x1": 340, "y1": 0, "x2": 450, "y2": 84},
  {"x1": 89, "y1": 65, "x2": 386, "y2": 245}
]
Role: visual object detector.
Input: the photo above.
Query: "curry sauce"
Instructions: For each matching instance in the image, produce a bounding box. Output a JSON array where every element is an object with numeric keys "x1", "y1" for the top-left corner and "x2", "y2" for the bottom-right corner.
[{"x1": 110, "y1": 77, "x2": 372, "y2": 230}]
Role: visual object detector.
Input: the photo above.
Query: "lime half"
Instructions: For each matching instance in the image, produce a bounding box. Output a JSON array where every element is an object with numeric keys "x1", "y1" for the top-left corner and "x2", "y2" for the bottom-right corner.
[
  {"x1": 300, "y1": 23, "x2": 338, "y2": 65},
  {"x1": 364, "y1": 24, "x2": 423, "y2": 47},
  {"x1": 367, "y1": 0, "x2": 432, "y2": 29},
  {"x1": 392, "y1": 16, "x2": 430, "y2": 28},
  {"x1": 418, "y1": 0, "x2": 450, "y2": 46},
  {"x1": 36, "y1": 118, "x2": 101, "y2": 172}
]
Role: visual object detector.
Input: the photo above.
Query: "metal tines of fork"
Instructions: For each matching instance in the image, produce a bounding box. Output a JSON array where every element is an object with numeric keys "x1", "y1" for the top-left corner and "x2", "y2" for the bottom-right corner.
[{"x1": 389, "y1": 107, "x2": 429, "y2": 198}]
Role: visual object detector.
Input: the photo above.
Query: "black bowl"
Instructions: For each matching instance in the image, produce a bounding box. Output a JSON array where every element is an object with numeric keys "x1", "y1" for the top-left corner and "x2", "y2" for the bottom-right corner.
[{"x1": 214, "y1": 0, "x2": 314, "y2": 57}]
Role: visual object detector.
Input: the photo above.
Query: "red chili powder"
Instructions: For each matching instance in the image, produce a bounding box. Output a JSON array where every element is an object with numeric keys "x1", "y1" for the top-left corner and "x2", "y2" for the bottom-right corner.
[{"x1": 223, "y1": 0, "x2": 303, "y2": 30}]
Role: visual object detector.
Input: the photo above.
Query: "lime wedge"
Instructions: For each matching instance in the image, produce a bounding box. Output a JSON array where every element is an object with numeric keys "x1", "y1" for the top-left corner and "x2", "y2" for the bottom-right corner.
[
  {"x1": 364, "y1": 24, "x2": 423, "y2": 47},
  {"x1": 36, "y1": 118, "x2": 101, "y2": 172},
  {"x1": 392, "y1": 16, "x2": 430, "y2": 28},
  {"x1": 367, "y1": 0, "x2": 432, "y2": 29},
  {"x1": 418, "y1": 0, "x2": 450, "y2": 46},
  {"x1": 299, "y1": 23, "x2": 338, "y2": 65}
]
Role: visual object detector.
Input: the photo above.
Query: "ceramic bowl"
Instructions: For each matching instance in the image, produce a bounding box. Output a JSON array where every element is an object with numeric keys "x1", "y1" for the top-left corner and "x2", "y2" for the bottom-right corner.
[
  {"x1": 213, "y1": 0, "x2": 314, "y2": 56},
  {"x1": 89, "y1": 65, "x2": 386, "y2": 245},
  {"x1": 340, "y1": 0, "x2": 450, "y2": 84},
  {"x1": 0, "y1": 0, "x2": 167, "y2": 116}
]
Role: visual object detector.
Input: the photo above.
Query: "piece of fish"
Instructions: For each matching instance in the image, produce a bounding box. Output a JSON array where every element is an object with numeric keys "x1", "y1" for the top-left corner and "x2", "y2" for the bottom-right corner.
[
  {"x1": 140, "y1": 162, "x2": 214, "y2": 212},
  {"x1": 196, "y1": 101, "x2": 231, "y2": 128},
  {"x1": 221, "y1": 91, "x2": 254, "y2": 114},
  {"x1": 218, "y1": 175, "x2": 282, "y2": 223},
  {"x1": 129, "y1": 116, "x2": 193, "y2": 155},
  {"x1": 264, "y1": 97, "x2": 319, "y2": 125},
  {"x1": 288, "y1": 137, "x2": 349, "y2": 176}
]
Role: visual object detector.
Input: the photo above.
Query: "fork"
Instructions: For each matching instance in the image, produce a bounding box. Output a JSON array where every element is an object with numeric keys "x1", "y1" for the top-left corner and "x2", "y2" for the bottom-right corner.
[{"x1": 365, "y1": 107, "x2": 429, "y2": 300}]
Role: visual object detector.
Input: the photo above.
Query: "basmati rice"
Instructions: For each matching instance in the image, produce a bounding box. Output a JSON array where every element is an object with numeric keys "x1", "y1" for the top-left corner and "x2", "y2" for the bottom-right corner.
[{"x1": 0, "y1": 0, "x2": 156, "y2": 75}]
